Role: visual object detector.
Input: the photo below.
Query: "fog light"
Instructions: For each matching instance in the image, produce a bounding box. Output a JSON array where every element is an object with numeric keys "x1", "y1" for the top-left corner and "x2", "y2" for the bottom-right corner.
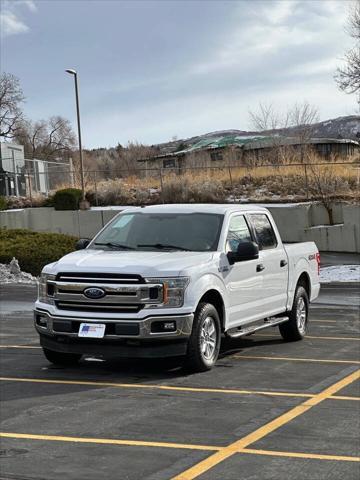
[
  {"x1": 151, "y1": 321, "x2": 176, "y2": 333},
  {"x1": 163, "y1": 322, "x2": 176, "y2": 331},
  {"x1": 36, "y1": 315, "x2": 48, "y2": 328}
]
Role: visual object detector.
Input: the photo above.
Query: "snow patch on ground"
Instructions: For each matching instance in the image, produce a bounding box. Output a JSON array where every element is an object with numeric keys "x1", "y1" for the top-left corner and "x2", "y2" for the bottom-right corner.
[
  {"x1": 320, "y1": 265, "x2": 360, "y2": 283},
  {"x1": 308, "y1": 224, "x2": 344, "y2": 229},
  {"x1": 0, "y1": 263, "x2": 37, "y2": 284}
]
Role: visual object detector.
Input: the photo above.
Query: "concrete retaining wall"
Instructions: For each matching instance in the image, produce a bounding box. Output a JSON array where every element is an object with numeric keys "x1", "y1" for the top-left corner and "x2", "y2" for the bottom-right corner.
[
  {"x1": 0, "y1": 207, "x2": 123, "y2": 238},
  {"x1": 1, "y1": 203, "x2": 359, "y2": 253}
]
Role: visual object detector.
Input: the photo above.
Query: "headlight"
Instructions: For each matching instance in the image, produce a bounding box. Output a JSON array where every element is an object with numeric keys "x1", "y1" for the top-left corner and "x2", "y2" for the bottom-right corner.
[
  {"x1": 38, "y1": 273, "x2": 56, "y2": 304},
  {"x1": 145, "y1": 277, "x2": 189, "y2": 308}
]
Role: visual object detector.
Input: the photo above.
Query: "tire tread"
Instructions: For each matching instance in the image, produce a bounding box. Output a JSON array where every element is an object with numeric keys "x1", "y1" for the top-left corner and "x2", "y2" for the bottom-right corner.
[
  {"x1": 279, "y1": 286, "x2": 309, "y2": 341},
  {"x1": 184, "y1": 302, "x2": 220, "y2": 372}
]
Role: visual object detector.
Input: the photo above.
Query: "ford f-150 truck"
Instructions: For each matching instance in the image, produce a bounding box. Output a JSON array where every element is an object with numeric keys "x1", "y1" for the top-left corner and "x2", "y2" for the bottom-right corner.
[{"x1": 34, "y1": 204, "x2": 320, "y2": 372}]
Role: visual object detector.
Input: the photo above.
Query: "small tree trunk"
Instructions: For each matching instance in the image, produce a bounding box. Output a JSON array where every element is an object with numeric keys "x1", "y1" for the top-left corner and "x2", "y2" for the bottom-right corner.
[{"x1": 326, "y1": 204, "x2": 334, "y2": 225}]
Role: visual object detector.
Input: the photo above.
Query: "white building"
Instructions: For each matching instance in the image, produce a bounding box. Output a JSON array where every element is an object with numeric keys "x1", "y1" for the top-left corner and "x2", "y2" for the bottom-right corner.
[
  {"x1": 0, "y1": 143, "x2": 54, "y2": 196},
  {"x1": 0, "y1": 143, "x2": 26, "y2": 196}
]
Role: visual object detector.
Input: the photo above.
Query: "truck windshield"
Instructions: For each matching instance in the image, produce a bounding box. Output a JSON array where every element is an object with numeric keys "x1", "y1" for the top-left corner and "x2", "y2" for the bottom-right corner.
[{"x1": 91, "y1": 212, "x2": 224, "y2": 252}]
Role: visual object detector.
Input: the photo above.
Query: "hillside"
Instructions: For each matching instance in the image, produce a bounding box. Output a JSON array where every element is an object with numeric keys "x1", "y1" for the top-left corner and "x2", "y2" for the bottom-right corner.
[{"x1": 155, "y1": 115, "x2": 360, "y2": 154}]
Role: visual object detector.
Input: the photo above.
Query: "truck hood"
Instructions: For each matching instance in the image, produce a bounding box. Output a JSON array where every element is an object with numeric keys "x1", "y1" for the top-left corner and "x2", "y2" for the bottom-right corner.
[{"x1": 47, "y1": 249, "x2": 215, "y2": 277}]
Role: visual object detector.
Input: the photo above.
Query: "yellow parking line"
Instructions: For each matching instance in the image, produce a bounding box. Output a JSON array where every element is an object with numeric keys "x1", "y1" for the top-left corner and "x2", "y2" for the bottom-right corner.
[
  {"x1": 233, "y1": 354, "x2": 360, "y2": 365},
  {"x1": 255, "y1": 333, "x2": 360, "y2": 341},
  {"x1": 240, "y1": 448, "x2": 360, "y2": 463},
  {"x1": 1, "y1": 376, "x2": 359, "y2": 402},
  {"x1": 0, "y1": 345, "x2": 41, "y2": 349},
  {"x1": 0, "y1": 432, "x2": 219, "y2": 452},
  {"x1": 1, "y1": 432, "x2": 358, "y2": 464},
  {"x1": 0, "y1": 377, "x2": 313, "y2": 399},
  {"x1": 330, "y1": 395, "x2": 360, "y2": 402},
  {"x1": 171, "y1": 369, "x2": 360, "y2": 479}
]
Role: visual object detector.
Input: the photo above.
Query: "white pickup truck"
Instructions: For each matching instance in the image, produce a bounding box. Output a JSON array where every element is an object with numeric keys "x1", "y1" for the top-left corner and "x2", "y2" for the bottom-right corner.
[{"x1": 35, "y1": 204, "x2": 320, "y2": 372}]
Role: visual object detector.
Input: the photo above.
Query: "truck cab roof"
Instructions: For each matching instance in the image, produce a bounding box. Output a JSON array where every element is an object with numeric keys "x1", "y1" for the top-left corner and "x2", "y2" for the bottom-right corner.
[{"x1": 121, "y1": 204, "x2": 269, "y2": 215}]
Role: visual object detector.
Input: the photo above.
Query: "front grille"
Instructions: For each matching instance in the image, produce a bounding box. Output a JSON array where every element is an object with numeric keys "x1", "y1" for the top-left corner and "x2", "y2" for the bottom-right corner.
[
  {"x1": 56, "y1": 272, "x2": 144, "y2": 284},
  {"x1": 51, "y1": 272, "x2": 162, "y2": 314},
  {"x1": 55, "y1": 301, "x2": 143, "y2": 313}
]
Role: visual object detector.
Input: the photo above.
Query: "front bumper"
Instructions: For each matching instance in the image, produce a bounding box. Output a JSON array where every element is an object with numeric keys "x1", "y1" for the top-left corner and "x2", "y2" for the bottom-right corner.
[
  {"x1": 34, "y1": 309, "x2": 194, "y2": 358},
  {"x1": 39, "y1": 335, "x2": 189, "y2": 358}
]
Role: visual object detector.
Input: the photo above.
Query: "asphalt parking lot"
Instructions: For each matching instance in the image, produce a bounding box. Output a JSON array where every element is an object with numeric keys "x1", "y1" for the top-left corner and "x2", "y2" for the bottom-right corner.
[{"x1": 0, "y1": 283, "x2": 359, "y2": 480}]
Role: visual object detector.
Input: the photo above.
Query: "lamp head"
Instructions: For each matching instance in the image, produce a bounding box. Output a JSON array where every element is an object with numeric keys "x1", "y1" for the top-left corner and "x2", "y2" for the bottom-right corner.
[{"x1": 65, "y1": 69, "x2": 77, "y2": 75}]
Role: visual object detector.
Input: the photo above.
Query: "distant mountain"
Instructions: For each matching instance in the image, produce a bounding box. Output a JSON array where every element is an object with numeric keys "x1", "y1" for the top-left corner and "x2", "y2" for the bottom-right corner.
[
  {"x1": 302, "y1": 115, "x2": 359, "y2": 140},
  {"x1": 155, "y1": 115, "x2": 360, "y2": 154}
]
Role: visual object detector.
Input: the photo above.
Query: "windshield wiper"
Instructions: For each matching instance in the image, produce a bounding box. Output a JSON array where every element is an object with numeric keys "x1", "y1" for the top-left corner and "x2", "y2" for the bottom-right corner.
[
  {"x1": 137, "y1": 243, "x2": 192, "y2": 251},
  {"x1": 94, "y1": 242, "x2": 135, "y2": 250}
]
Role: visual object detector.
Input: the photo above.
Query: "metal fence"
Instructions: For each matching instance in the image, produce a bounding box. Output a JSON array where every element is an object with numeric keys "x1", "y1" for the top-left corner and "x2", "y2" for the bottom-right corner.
[
  {"x1": 2, "y1": 159, "x2": 359, "y2": 204},
  {"x1": 0, "y1": 157, "x2": 73, "y2": 198}
]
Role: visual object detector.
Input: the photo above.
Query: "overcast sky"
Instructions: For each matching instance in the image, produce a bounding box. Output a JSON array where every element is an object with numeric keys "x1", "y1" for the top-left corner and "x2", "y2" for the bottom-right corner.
[{"x1": 1, "y1": 0, "x2": 357, "y2": 148}]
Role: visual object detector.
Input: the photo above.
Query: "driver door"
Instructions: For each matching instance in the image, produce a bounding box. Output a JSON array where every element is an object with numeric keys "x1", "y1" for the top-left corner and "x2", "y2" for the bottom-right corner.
[{"x1": 222, "y1": 214, "x2": 263, "y2": 328}]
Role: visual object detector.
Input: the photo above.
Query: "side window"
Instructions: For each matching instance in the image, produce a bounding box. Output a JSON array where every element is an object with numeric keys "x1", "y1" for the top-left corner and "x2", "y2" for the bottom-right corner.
[
  {"x1": 210, "y1": 151, "x2": 223, "y2": 162},
  {"x1": 163, "y1": 158, "x2": 176, "y2": 168},
  {"x1": 226, "y1": 215, "x2": 252, "y2": 253},
  {"x1": 250, "y1": 214, "x2": 277, "y2": 249}
]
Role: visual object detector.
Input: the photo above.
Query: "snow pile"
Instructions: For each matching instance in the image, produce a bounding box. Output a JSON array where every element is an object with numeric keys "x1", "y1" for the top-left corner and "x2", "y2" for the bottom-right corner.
[
  {"x1": 320, "y1": 265, "x2": 360, "y2": 283},
  {"x1": 0, "y1": 258, "x2": 37, "y2": 284}
]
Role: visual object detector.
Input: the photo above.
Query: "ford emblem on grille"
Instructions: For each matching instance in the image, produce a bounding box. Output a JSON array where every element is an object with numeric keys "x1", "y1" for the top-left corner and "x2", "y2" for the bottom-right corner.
[{"x1": 83, "y1": 287, "x2": 106, "y2": 299}]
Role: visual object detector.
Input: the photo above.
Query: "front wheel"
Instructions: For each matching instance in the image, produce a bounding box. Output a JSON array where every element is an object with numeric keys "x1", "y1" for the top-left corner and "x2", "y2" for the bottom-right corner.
[
  {"x1": 184, "y1": 302, "x2": 221, "y2": 372},
  {"x1": 279, "y1": 286, "x2": 309, "y2": 341},
  {"x1": 43, "y1": 348, "x2": 82, "y2": 366}
]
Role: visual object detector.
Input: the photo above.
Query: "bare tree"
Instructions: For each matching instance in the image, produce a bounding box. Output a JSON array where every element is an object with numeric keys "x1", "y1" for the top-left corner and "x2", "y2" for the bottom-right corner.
[
  {"x1": 335, "y1": 0, "x2": 360, "y2": 105},
  {"x1": 307, "y1": 163, "x2": 344, "y2": 225},
  {"x1": 288, "y1": 101, "x2": 320, "y2": 162},
  {"x1": 15, "y1": 116, "x2": 76, "y2": 160},
  {"x1": 87, "y1": 148, "x2": 117, "y2": 179},
  {"x1": 248, "y1": 103, "x2": 283, "y2": 132},
  {"x1": 0, "y1": 73, "x2": 25, "y2": 139},
  {"x1": 117, "y1": 141, "x2": 157, "y2": 174},
  {"x1": 248, "y1": 103, "x2": 288, "y2": 164},
  {"x1": 248, "y1": 102, "x2": 319, "y2": 163},
  {"x1": 288, "y1": 102, "x2": 319, "y2": 135}
]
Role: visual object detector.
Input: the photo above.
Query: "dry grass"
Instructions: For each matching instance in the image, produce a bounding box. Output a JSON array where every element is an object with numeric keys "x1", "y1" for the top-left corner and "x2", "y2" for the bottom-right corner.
[
  {"x1": 6, "y1": 193, "x2": 49, "y2": 209},
  {"x1": 10, "y1": 153, "x2": 360, "y2": 209},
  {"x1": 161, "y1": 176, "x2": 226, "y2": 203},
  {"x1": 81, "y1": 161, "x2": 358, "y2": 206}
]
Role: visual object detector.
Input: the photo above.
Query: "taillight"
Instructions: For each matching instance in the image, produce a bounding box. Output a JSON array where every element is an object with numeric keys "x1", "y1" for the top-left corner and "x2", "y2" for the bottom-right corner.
[{"x1": 316, "y1": 252, "x2": 321, "y2": 275}]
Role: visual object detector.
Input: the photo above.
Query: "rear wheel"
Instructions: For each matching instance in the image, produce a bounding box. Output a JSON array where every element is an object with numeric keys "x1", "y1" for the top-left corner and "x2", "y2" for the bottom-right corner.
[
  {"x1": 279, "y1": 286, "x2": 309, "y2": 341},
  {"x1": 43, "y1": 348, "x2": 82, "y2": 366},
  {"x1": 184, "y1": 302, "x2": 221, "y2": 372}
]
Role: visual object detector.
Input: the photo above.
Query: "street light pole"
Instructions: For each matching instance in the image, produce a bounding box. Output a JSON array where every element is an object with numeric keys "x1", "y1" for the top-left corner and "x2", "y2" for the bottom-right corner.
[{"x1": 65, "y1": 68, "x2": 88, "y2": 208}]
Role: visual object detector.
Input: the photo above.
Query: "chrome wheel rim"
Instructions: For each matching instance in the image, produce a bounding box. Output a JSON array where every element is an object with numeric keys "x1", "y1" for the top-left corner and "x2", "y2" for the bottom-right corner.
[
  {"x1": 296, "y1": 296, "x2": 307, "y2": 334},
  {"x1": 200, "y1": 316, "x2": 217, "y2": 361}
]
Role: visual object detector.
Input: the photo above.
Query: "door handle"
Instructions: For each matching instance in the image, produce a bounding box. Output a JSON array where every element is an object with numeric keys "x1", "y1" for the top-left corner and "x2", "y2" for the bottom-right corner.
[
  {"x1": 280, "y1": 259, "x2": 288, "y2": 267},
  {"x1": 256, "y1": 264, "x2": 265, "y2": 272}
]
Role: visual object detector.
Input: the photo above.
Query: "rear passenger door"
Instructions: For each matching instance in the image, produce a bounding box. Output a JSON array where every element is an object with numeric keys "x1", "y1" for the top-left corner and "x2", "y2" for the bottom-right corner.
[{"x1": 248, "y1": 213, "x2": 288, "y2": 317}]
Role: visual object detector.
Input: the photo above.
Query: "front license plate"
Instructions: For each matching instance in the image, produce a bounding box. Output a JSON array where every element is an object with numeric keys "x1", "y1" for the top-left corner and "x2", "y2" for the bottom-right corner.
[{"x1": 78, "y1": 323, "x2": 106, "y2": 338}]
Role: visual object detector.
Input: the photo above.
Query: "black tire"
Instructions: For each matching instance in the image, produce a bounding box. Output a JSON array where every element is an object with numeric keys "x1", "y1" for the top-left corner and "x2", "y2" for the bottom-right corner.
[
  {"x1": 184, "y1": 302, "x2": 221, "y2": 372},
  {"x1": 43, "y1": 348, "x2": 82, "y2": 366},
  {"x1": 279, "y1": 286, "x2": 309, "y2": 341}
]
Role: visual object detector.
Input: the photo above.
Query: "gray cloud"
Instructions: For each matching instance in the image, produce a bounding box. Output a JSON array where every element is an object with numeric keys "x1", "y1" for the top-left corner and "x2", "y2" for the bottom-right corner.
[
  {"x1": 0, "y1": 0, "x2": 37, "y2": 37},
  {"x1": 1, "y1": 0, "x2": 356, "y2": 147}
]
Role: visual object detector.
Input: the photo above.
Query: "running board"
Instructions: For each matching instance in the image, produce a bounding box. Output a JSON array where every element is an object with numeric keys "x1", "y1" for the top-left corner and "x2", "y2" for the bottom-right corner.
[{"x1": 226, "y1": 316, "x2": 289, "y2": 339}]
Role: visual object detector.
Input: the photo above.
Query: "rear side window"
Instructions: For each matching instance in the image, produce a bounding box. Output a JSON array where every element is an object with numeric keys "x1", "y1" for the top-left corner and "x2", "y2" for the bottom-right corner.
[
  {"x1": 226, "y1": 215, "x2": 252, "y2": 252},
  {"x1": 250, "y1": 214, "x2": 277, "y2": 249}
]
